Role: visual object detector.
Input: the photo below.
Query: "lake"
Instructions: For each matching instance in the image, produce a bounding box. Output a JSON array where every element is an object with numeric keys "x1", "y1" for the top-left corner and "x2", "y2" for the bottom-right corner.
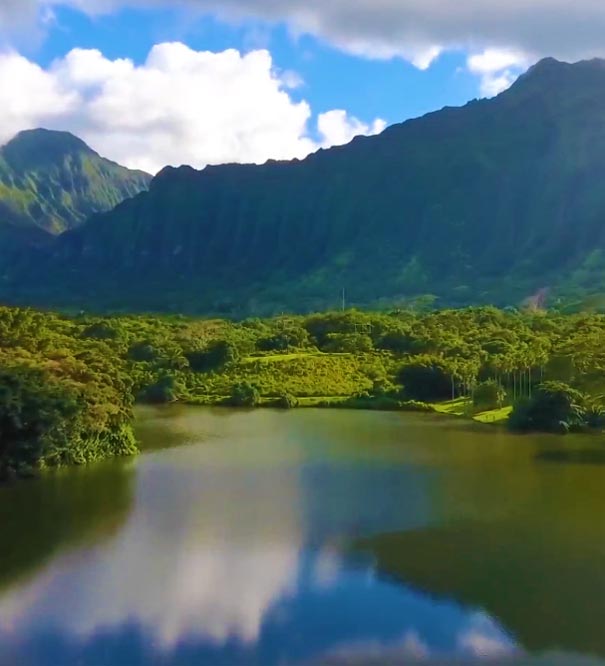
[{"x1": 0, "y1": 407, "x2": 604, "y2": 665}]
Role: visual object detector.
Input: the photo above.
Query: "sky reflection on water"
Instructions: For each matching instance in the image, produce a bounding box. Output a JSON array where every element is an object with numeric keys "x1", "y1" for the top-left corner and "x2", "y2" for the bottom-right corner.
[{"x1": 0, "y1": 407, "x2": 603, "y2": 665}]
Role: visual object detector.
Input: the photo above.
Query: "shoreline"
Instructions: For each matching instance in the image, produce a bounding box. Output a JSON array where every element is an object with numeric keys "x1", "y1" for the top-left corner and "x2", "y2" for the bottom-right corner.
[{"x1": 161, "y1": 394, "x2": 512, "y2": 427}]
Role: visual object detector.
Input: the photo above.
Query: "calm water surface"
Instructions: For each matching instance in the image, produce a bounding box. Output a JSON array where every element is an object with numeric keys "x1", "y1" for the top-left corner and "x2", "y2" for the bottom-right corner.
[{"x1": 0, "y1": 407, "x2": 604, "y2": 665}]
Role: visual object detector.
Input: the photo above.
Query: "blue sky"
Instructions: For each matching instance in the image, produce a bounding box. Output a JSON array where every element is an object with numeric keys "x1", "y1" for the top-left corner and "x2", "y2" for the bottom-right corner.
[
  {"x1": 33, "y1": 6, "x2": 480, "y2": 129},
  {"x1": 1, "y1": 0, "x2": 602, "y2": 172}
]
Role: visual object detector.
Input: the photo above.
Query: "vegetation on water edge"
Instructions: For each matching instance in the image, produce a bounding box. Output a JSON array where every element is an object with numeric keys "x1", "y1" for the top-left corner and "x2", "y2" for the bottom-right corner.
[
  {"x1": 0, "y1": 308, "x2": 138, "y2": 480},
  {"x1": 2, "y1": 304, "x2": 605, "y2": 478}
]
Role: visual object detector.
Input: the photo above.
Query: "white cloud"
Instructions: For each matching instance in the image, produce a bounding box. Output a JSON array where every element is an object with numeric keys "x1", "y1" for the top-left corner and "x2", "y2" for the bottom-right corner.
[
  {"x1": 317, "y1": 109, "x2": 386, "y2": 148},
  {"x1": 0, "y1": 52, "x2": 78, "y2": 140},
  {"x1": 0, "y1": 42, "x2": 385, "y2": 173},
  {"x1": 467, "y1": 48, "x2": 532, "y2": 97}
]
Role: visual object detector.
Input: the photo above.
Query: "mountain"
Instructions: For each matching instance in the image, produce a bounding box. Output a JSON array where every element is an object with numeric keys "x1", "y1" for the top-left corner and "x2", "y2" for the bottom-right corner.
[
  {"x1": 7, "y1": 58, "x2": 605, "y2": 314},
  {"x1": 0, "y1": 129, "x2": 151, "y2": 236}
]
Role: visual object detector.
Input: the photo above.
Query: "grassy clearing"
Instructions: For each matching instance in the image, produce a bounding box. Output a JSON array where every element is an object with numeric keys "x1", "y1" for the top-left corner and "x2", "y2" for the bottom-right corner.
[
  {"x1": 432, "y1": 398, "x2": 470, "y2": 416},
  {"x1": 187, "y1": 352, "x2": 384, "y2": 399},
  {"x1": 431, "y1": 398, "x2": 512, "y2": 426},
  {"x1": 473, "y1": 406, "x2": 513, "y2": 424}
]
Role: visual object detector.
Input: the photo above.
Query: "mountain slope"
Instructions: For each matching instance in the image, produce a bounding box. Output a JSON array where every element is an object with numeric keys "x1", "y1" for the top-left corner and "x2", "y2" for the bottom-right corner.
[
  {"x1": 8, "y1": 58, "x2": 605, "y2": 313},
  {"x1": 0, "y1": 129, "x2": 151, "y2": 235}
]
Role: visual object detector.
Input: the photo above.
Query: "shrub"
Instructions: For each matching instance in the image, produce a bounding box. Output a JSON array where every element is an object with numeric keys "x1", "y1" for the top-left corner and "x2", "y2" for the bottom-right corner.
[
  {"x1": 128, "y1": 342, "x2": 158, "y2": 362},
  {"x1": 585, "y1": 403, "x2": 605, "y2": 429},
  {"x1": 0, "y1": 365, "x2": 137, "y2": 479},
  {"x1": 323, "y1": 333, "x2": 374, "y2": 353},
  {"x1": 371, "y1": 378, "x2": 396, "y2": 397},
  {"x1": 399, "y1": 400, "x2": 435, "y2": 413},
  {"x1": 258, "y1": 327, "x2": 310, "y2": 351},
  {"x1": 275, "y1": 392, "x2": 299, "y2": 409},
  {"x1": 186, "y1": 340, "x2": 239, "y2": 373},
  {"x1": 229, "y1": 381, "x2": 260, "y2": 408},
  {"x1": 473, "y1": 380, "x2": 506, "y2": 411},
  {"x1": 509, "y1": 381, "x2": 587, "y2": 433},
  {"x1": 139, "y1": 374, "x2": 180, "y2": 404},
  {"x1": 81, "y1": 322, "x2": 119, "y2": 340},
  {"x1": 398, "y1": 356, "x2": 453, "y2": 402},
  {"x1": 376, "y1": 331, "x2": 411, "y2": 353}
]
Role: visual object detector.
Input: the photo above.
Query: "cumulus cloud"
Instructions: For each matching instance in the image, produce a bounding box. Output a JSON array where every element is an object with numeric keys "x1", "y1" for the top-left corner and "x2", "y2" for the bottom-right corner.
[
  {"x1": 317, "y1": 110, "x2": 386, "y2": 148},
  {"x1": 0, "y1": 51, "x2": 78, "y2": 139},
  {"x1": 0, "y1": 42, "x2": 385, "y2": 173},
  {"x1": 467, "y1": 48, "x2": 532, "y2": 97}
]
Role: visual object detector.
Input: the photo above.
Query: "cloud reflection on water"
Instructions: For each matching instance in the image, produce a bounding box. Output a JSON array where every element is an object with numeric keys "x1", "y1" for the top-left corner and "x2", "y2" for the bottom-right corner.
[
  {"x1": 0, "y1": 457, "x2": 303, "y2": 649},
  {"x1": 1, "y1": 407, "x2": 597, "y2": 666}
]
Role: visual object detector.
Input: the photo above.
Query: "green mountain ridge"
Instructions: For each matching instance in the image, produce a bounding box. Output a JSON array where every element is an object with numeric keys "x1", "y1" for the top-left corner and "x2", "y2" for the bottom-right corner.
[
  {"x1": 0, "y1": 128, "x2": 151, "y2": 236},
  {"x1": 6, "y1": 57, "x2": 605, "y2": 314}
]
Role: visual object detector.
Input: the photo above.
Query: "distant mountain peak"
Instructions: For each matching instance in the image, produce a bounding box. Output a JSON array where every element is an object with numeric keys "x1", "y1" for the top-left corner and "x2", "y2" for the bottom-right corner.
[
  {"x1": 509, "y1": 56, "x2": 605, "y2": 96},
  {"x1": 9, "y1": 127, "x2": 92, "y2": 148},
  {"x1": 2, "y1": 128, "x2": 96, "y2": 172},
  {"x1": 523, "y1": 55, "x2": 605, "y2": 75},
  {"x1": 526, "y1": 56, "x2": 563, "y2": 72},
  {"x1": 0, "y1": 128, "x2": 151, "y2": 235}
]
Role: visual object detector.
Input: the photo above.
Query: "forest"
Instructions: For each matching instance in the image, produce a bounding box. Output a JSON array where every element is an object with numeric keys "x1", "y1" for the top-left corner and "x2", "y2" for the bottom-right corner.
[{"x1": 1, "y1": 304, "x2": 605, "y2": 479}]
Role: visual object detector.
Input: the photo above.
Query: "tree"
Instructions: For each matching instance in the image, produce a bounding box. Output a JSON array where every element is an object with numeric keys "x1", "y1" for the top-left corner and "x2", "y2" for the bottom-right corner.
[
  {"x1": 323, "y1": 333, "x2": 374, "y2": 353},
  {"x1": 81, "y1": 322, "x2": 120, "y2": 340},
  {"x1": 258, "y1": 326, "x2": 310, "y2": 351},
  {"x1": 0, "y1": 364, "x2": 137, "y2": 478},
  {"x1": 473, "y1": 380, "x2": 506, "y2": 411},
  {"x1": 372, "y1": 378, "x2": 396, "y2": 397},
  {"x1": 186, "y1": 340, "x2": 239, "y2": 373},
  {"x1": 128, "y1": 342, "x2": 159, "y2": 362},
  {"x1": 229, "y1": 382, "x2": 260, "y2": 408},
  {"x1": 376, "y1": 330, "x2": 412, "y2": 353},
  {"x1": 304, "y1": 312, "x2": 375, "y2": 347},
  {"x1": 139, "y1": 374, "x2": 180, "y2": 404},
  {"x1": 276, "y1": 392, "x2": 298, "y2": 409},
  {"x1": 398, "y1": 356, "x2": 454, "y2": 402},
  {"x1": 509, "y1": 381, "x2": 587, "y2": 433}
]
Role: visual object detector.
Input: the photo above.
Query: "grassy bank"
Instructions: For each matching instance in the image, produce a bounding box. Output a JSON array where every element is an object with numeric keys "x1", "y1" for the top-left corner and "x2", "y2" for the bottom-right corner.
[{"x1": 432, "y1": 398, "x2": 513, "y2": 425}]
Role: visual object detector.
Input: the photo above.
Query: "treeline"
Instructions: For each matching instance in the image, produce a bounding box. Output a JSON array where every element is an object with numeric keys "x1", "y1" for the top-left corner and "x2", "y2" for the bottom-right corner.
[
  {"x1": 0, "y1": 308, "x2": 137, "y2": 480},
  {"x1": 2, "y1": 305, "x2": 605, "y2": 478}
]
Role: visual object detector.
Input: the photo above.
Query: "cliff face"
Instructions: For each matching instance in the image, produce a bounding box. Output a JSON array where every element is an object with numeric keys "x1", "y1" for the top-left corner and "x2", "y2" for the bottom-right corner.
[{"x1": 8, "y1": 58, "x2": 605, "y2": 313}]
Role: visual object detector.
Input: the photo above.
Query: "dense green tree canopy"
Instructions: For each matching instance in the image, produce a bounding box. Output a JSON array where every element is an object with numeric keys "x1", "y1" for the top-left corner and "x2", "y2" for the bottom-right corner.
[{"x1": 3, "y1": 302, "x2": 605, "y2": 480}]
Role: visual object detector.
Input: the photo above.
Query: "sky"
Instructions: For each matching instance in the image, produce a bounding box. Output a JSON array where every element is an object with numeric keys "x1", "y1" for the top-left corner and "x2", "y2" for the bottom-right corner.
[{"x1": 0, "y1": 1, "x2": 603, "y2": 173}]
